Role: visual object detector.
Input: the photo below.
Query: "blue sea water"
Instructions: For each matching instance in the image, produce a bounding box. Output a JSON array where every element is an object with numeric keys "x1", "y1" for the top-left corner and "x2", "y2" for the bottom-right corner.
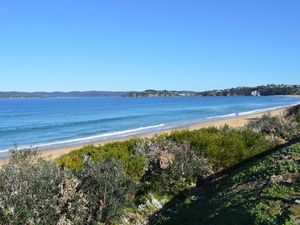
[{"x1": 0, "y1": 96, "x2": 299, "y2": 154}]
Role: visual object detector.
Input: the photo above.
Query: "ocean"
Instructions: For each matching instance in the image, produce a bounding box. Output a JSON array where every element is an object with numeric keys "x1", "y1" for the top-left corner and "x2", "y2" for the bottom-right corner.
[{"x1": 0, "y1": 96, "x2": 299, "y2": 155}]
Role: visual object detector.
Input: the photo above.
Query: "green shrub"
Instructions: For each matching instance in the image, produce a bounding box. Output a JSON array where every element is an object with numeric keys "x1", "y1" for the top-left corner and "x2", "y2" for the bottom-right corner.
[
  {"x1": 0, "y1": 149, "x2": 84, "y2": 224},
  {"x1": 0, "y1": 149, "x2": 135, "y2": 225},
  {"x1": 247, "y1": 114, "x2": 299, "y2": 142},
  {"x1": 57, "y1": 145, "x2": 101, "y2": 169},
  {"x1": 76, "y1": 158, "x2": 136, "y2": 224},
  {"x1": 249, "y1": 200, "x2": 284, "y2": 225},
  {"x1": 57, "y1": 139, "x2": 147, "y2": 181},
  {"x1": 167, "y1": 126, "x2": 274, "y2": 171},
  {"x1": 135, "y1": 138, "x2": 212, "y2": 195},
  {"x1": 99, "y1": 140, "x2": 147, "y2": 181},
  {"x1": 58, "y1": 126, "x2": 274, "y2": 182},
  {"x1": 288, "y1": 104, "x2": 300, "y2": 122}
]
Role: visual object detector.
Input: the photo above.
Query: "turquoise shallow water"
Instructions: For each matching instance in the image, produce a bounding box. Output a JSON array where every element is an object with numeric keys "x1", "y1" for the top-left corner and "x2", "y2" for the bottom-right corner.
[{"x1": 0, "y1": 96, "x2": 299, "y2": 154}]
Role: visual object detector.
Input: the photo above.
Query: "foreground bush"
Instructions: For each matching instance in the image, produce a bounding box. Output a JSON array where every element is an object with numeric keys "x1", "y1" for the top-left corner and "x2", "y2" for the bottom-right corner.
[
  {"x1": 135, "y1": 138, "x2": 212, "y2": 195},
  {"x1": 288, "y1": 104, "x2": 300, "y2": 122},
  {"x1": 167, "y1": 126, "x2": 274, "y2": 171},
  {"x1": 76, "y1": 158, "x2": 135, "y2": 224},
  {"x1": 57, "y1": 139, "x2": 147, "y2": 181},
  {"x1": 247, "y1": 114, "x2": 299, "y2": 142},
  {"x1": 0, "y1": 149, "x2": 135, "y2": 225}
]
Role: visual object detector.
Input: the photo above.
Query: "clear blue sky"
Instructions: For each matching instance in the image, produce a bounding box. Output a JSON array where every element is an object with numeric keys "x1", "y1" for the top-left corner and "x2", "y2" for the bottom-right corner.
[{"x1": 0, "y1": 0, "x2": 299, "y2": 91}]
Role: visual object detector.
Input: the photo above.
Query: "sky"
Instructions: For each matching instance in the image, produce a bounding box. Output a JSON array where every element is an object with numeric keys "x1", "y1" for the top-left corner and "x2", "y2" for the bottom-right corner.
[{"x1": 0, "y1": 0, "x2": 299, "y2": 92}]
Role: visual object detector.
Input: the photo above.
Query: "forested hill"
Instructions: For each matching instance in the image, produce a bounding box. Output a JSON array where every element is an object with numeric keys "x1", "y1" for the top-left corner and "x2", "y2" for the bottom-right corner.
[
  {"x1": 198, "y1": 84, "x2": 300, "y2": 96},
  {"x1": 124, "y1": 85, "x2": 300, "y2": 97}
]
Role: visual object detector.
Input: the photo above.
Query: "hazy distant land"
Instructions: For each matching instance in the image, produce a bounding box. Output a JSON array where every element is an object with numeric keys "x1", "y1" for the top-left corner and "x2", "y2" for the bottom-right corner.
[
  {"x1": 0, "y1": 91, "x2": 127, "y2": 98},
  {"x1": 0, "y1": 84, "x2": 299, "y2": 98}
]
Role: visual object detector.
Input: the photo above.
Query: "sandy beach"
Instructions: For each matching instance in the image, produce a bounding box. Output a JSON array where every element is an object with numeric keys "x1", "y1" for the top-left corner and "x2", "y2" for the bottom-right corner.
[
  {"x1": 0, "y1": 105, "x2": 292, "y2": 166},
  {"x1": 40, "y1": 106, "x2": 289, "y2": 159}
]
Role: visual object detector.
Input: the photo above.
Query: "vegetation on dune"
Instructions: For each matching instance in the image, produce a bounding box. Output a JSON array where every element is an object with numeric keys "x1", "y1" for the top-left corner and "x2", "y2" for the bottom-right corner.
[
  {"x1": 0, "y1": 150, "x2": 135, "y2": 225},
  {"x1": 166, "y1": 126, "x2": 275, "y2": 171},
  {"x1": 57, "y1": 139, "x2": 147, "y2": 181},
  {"x1": 150, "y1": 143, "x2": 300, "y2": 225},
  {"x1": 58, "y1": 126, "x2": 275, "y2": 177},
  {"x1": 247, "y1": 114, "x2": 300, "y2": 143},
  {"x1": 135, "y1": 138, "x2": 212, "y2": 195},
  {"x1": 0, "y1": 105, "x2": 299, "y2": 224},
  {"x1": 288, "y1": 104, "x2": 300, "y2": 123}
]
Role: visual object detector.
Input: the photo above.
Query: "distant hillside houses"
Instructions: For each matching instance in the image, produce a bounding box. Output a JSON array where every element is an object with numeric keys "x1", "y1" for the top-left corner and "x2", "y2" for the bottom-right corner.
[
  {"x1": 196, "y1": 84, "x2": 300, "y2": 97},
  {"x1": 123, "y1": 85, "x2": 299, "y2": 97},
  {"x1": 124, "y1": 90, "x2": 196, "y2": 97},
  {"x1": 251, "y1": 90, "x2": 261, "y2": 96}
]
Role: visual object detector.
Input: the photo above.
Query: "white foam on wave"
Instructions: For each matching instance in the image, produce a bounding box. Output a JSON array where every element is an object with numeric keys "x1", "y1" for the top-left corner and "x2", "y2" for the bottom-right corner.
[
  {"x1": 0, "y1": 123, "x2": 165, "y2": 153},
  {"x1": 0, "y1": 149, "x2": 9, "y2": 154},
  {"x1": 207, "y1": 113, "x2": 236, "y2": 119},
  {"x1": 206, "y1": 102, "x2": 300, "y2": 120}
]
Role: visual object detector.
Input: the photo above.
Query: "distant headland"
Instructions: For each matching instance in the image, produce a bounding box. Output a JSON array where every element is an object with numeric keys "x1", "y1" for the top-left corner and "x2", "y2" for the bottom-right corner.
[
  {"x1": 124, "y1": 84, "x2": 300, "y2": 97},
  {"x1": 0, "y1": 84, "x2": 299, "y2": 98}
]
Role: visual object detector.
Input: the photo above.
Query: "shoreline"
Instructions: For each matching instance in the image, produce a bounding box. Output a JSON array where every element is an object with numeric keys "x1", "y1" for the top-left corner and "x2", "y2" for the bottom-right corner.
[
  {"x1": 0, "y1": 104, "x2": 294, "y2": 165},
  {"x1": 31, "y1": 106, "x2": 290, "y2": 160}
]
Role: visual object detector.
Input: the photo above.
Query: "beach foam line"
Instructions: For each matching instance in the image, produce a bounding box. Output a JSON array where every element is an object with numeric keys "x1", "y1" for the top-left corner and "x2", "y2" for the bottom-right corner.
[
  {"x1": 0, "y1": 124, "x2": 165, "y2": 153},
  {"x1": 0, "y1": 149, "x2": 9, "y2": 154},
  {"x1": 206, "y1": 102, "x2": 300, "y2": 120}
]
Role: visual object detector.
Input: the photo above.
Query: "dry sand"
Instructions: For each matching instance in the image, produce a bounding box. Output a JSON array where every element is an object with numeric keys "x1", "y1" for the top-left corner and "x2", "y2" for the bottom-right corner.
[{"x1": 0, "y1": 106, "x2": 290, "y2": 166}]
